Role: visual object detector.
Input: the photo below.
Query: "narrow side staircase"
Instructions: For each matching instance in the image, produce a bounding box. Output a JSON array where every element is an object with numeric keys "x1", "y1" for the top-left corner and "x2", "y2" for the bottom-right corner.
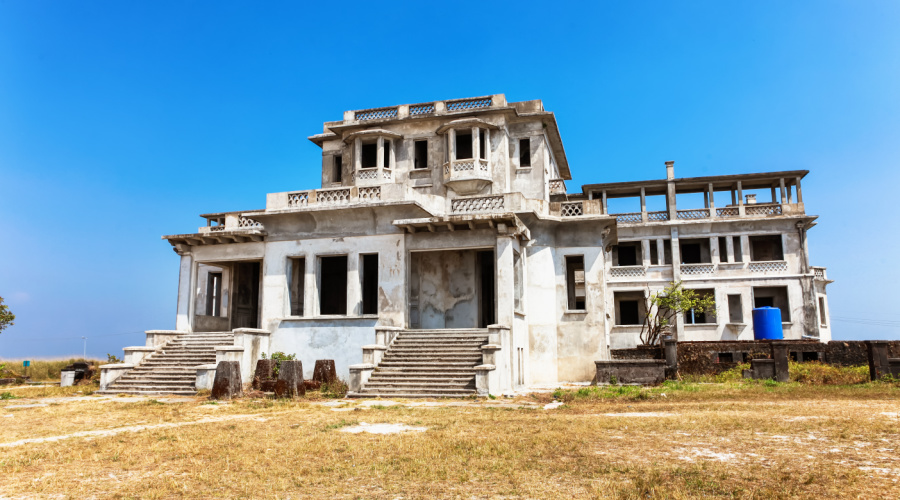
[
  {"x1": 351, "y1": 329, "x2": 489, "y2": 398},
  {"x1": 98, "y1": 332, "x2": 234, "y2": 395}
]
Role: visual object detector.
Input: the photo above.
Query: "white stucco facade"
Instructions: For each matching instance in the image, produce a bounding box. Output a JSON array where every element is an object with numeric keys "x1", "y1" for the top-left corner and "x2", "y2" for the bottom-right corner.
[{"x1": 154, "y1": 94, "x2": 832, "y2": 391}]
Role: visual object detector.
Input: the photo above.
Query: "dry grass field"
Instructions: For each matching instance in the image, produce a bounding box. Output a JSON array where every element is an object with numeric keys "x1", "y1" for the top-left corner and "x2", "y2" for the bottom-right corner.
[{"x1": 1, "y1": 378, "x2": 899, "y2": 499}]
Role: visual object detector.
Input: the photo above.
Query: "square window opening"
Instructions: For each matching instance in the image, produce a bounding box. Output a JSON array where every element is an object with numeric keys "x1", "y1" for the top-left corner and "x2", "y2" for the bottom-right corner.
[
  {"x1": 614, "y1": 291, "x2": 645, "y2": 325},
  {"x1": 749, "y1": 235, "x2": 784, "y2": 262},
  {"x1": 319, "y1": 256, "x2": 348, "y2": 315},
  {"x1": 565, "y1": 256, "x2": 586, "y2": 310},
  {"x1": 414, "y1": 140, "x2": 428, "y2": 169},
  {"x1": 727, "y1": 294, "x2": 743, "y2": 323},
  {"x1": 519, "y1": 138, "x2": 531, "y2": 167},
  {"x1": 289, "y1": 257, "x2": 305, "y2": 316},
  {"x1": 332, "y1": 155, "x2": 343, "y2": 183},
  {"x1": 361, "y1": 141, "x2": 377, "y2": 169},
  {"x1": 752, "y1": 286, "x2": 790, "y2": 322},
  {"x1": 456, "y1": 133, "x2": 473, "y2": 160},
  {"x1": 361, "y1": 254, "x2": 378, "y2": 315}
]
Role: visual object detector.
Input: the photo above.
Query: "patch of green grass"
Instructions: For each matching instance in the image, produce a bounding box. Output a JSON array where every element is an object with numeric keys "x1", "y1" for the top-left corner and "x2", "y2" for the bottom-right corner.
[
  {"x1": 1, "y1": 391, "x2": 19, "y2": 400},
  {"x1": 323, "y1": 419, "x2": 357, "y2": 431}
]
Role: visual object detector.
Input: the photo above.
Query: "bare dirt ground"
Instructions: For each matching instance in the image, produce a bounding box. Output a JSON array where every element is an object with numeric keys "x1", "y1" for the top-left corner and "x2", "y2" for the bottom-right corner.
[{"x1": 1, "y1": 382, "x2": 899, "y2": 499}]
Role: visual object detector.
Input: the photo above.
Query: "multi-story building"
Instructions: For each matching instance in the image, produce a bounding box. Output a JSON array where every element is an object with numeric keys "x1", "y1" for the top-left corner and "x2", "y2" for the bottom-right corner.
[{"x1": 100, "y1": 94, "x2": 832, "y2": 397}]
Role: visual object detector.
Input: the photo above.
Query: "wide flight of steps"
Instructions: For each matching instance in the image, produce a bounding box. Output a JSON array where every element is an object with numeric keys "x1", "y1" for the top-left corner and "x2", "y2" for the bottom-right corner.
[
  {"x1": 98, "y1": 332, "x2": 234, "y2": 395},
  {"x1": 351, "y1": 329, "x2": 489, "y2": 398}
]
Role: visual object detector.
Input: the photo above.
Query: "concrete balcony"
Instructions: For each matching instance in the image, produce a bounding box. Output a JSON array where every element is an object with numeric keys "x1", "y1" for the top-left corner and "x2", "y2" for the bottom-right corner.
[{"x1": 443, "y1": 159, "x2": 491, "y2": 196}]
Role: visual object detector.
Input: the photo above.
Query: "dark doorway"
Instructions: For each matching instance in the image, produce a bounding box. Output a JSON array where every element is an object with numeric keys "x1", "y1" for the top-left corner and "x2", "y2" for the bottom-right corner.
[
  {"x1": 320, "y1": 256, "x2": 348, "y2": 315},
  {"x1": 477, "y1": 250, "x2": 495, "y2": 328},
  {"x1": 232, "y1": 261, "x2": 260, "y2": 329},
  {"x1": 361, "y1": 254, "x2": 378, "y2": 315}
]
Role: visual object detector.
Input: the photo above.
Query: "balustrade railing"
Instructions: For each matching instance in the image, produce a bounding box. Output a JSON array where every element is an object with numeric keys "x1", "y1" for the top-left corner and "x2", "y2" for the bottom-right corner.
[
  {"x1": 446, "y1": 97, "x2": 493, "y2": 111},
  {"x1": 443, "y1": 159, "x2": 490, "y2": 179},
  {"x1": 549, "y1": 179, "x2": 566, "y2": 194},
  {"x1": 647, "y1": 211, "x2": 669, "y2": 221},
  {"x1": 613, "y1": 212, "x2": 642, "y2": 223},
  {"x1": 680, "y1": 263, "x2": 716, "y2": 275},
  {"x1": 409, "y1": 103, "x2": 435, "y2": 115},
  {"x1": 355, "y1": 107, "x2": 398, "y2": 121},
  {"x1": 238, "y1": 217, "x2": 262, "y2": 229},
  {"x1": 677, "y1": 208, "x2": 711, "y2": 220},
  {"x1": 749, "y1": 261, "x2": 788, "y2": 273},
  {"x1": 812, "y1": 266, "x2": 827, "y2": 280},
  {"x1": 609, "y1": 266, "x2": 646, "y2": 278},
  {"x1": 745, "y1": 204, "x2": 782, "y2": 216},
  {"x1": 560, "y1": 201, "x2": 584, "y2": 217},
  {"x1": 716, "y1": 207, "x2": 738, "y2": 217},
  {"x1": 451, "y1": 195, "x2": 505, "y2": 214}
]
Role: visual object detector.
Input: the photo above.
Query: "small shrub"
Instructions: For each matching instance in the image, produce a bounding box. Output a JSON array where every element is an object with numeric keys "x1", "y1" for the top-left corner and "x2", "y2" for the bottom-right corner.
[
  {"x1": 106, "y1": 353, "x2": 122, "y2": 364},
  {"x1": 790, "y1": 362, "x2": 868, "y2": 385},
  {"x1": 260, "y1": 352, "x2": 297, "y2": 376},
  {"x1": 320, "y1": 378, "x2": 348, "y2": 398}
]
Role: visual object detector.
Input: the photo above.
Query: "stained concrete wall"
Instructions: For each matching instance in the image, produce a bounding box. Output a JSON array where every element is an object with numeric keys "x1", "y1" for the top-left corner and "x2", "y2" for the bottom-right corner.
[
  {"x1": 269, "y1": 317, "x2": 377, "y2": 380},
  {"x1": 411, "y1": 250, "x2": 479, "y2": 329}
]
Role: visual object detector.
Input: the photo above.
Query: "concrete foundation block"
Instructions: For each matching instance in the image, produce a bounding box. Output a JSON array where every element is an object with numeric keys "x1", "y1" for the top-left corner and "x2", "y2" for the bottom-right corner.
[
  {"x1": 348, "y1": 363, "x2": 375, "y2": 392},
  {"x1": 99, "y1": 363, "x2": 134, "y2": 391},
  {"x1": 474, "y1": 364, "x2": 496, "y2": 396},
  {"x1": 868, "y1": 341, "x2": 891, "y2": 381},
  {"x1": 744, "y1": 359, "x2": 775, "y2": 380},
  {"x1": 60, "y1": 371, "x2": 76, "y2": 387},
  {"x1": 594, "y1": 360, "x2": 666, "y2": 385},
  {"x1": 770, "y1": 342, "x2": 791, "y2": 383},
  {"x1": 210, "y1": 361, "x2": 242, "y2": 400},
  {"x1": 195, "y1": 364, "x2": 218, "y2": 390}
]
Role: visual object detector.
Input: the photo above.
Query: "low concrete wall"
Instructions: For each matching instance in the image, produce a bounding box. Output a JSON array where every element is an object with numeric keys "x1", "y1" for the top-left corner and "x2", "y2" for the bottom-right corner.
[
  {"x1": 270, "y1": 317, "x2": 377, "y2": 380},
  {"x1": 594, "y1": 360, "x2": 666, "y2": 385}
]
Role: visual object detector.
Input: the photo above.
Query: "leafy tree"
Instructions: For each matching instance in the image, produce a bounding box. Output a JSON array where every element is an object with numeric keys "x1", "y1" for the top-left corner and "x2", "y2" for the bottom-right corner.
[
  {"x1": 640, "y1": 282, "x2": 717, "y2": 346},
  {"x1": 0, "y1": 296, "x2": 14, "y2": 334}
]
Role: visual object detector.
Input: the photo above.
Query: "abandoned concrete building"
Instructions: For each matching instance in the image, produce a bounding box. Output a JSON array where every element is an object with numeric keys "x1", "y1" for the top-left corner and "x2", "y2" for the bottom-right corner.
[{"x1": 99, "y1": 94, "x2": 833, "y2": 396}]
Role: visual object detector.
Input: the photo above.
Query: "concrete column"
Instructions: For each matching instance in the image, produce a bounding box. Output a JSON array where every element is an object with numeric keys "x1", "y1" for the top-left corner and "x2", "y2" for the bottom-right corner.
[
  {"x1": 771, "y1": 342, "x2": 790, "y2": 382},
  {"x1": 740, "y1": 235, "x2": 751, "y2": 264},
  {"x1": 640, "y1": 187, "x2": 647, "y2": 222},
  {"x1": 662, "y1": 338, "x2": 678, "y2": 380},
  {"x1": 306, "y1": 257, "x2": 318, "y2": 316},
  {"x1": 495, "y1": 233, "x2": 516, "y2": 392},
  {"x1": 725, "y1": 235, "x2": 735, "y2": 263},
  {"x1": 867, "y1": 341, "x2": 891, "y2": 381},
  {"x1": 710, "y1": 237, "x2": 720, "y2": 265},
  {"x1": 484, "y1": 128, "x2": 491, "y2": 164},
  {"x1": 670, "y1": 227, "x2": 681, "y2": 281},
  {"x1": 353, "y1": 138, "x2": 361, "y2": 171},
  {"x1": 472, "y1": 127, "x2": 480, "y2": 161},
  {"x1": 376, "y1": 136, "x2": 384, "y2": 171},
  {"x1": 731, "y1": 189, "x2": 736, "y2": 205},
  {"x1": 448, "y1": 129, "x2": 456, "y2": 163},
  {"x1": 708, "y1": 183, "x2": 716, "y2": 218},
  {"x1": 656, "y1": 239, "x2": 665, "y2": 266},
  {"x1": 641, "y1": 239, "x2": 651, "y2": 268},
  {"x1": 779, "y1": 178, "x2": 787, "y2": 204},
  {"x1": 495, "y1": 233, "x2": 516, "y2": 328},
  {"x1": 795, "y1": 177, "x2": 803, "y2": 203},
  {"x1": 602, "y1": 190, "x2": 608, "y2": 214},
  {"x1": 175, "y1": 253, "x2": 193, "y2": 331},
  {"x1": 187, "y1": 258, "x2": 199, "y2": 332},
  {"x1": 347, "y1": 253, "x2": 361, "y2": 316},
  {"x1": 771, "y1": 186, "x2": 777, "y2": 203},
  {"x1": 703, "y1": 191, "x2": 708, "y2": 208},
  {"x1": 737, "y1": 181, "x2": 745, "y2": 216}
]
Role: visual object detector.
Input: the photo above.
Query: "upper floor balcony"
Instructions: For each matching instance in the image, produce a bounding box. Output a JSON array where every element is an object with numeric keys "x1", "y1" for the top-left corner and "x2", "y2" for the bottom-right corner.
[{"x1": 579, "y1": 163, "x2": 810, "y2": 225}]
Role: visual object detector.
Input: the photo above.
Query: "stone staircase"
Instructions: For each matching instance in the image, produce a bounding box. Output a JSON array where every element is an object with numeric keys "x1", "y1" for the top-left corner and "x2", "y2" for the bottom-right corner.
[
  {"x1": 350, "y1": 329, "x2": 489, "y2": 398},
  {"x1": 98, "y1": 332, "x2": 234, "y2": 395}
]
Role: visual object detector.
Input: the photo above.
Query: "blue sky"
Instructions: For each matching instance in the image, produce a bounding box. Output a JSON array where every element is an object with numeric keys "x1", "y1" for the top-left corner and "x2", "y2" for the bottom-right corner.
[{"x1": 1, "y1": 1, "x2": 899, "y2": 359}]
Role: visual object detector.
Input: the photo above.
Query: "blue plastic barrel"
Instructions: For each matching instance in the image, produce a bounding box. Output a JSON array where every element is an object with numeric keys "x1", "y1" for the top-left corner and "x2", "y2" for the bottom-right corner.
[{"x1": 752, "y1": 306, "x2": 783, "y2": 340}]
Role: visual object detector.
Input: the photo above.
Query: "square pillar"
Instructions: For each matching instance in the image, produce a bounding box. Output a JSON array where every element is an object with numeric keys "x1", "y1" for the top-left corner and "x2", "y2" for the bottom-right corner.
[
  {"x1": 448, "y1": 129, "x2": 456, "y2": 163},
  {"x1": 376, "y1": 136, "x2": 384, "y2": 171},
  {"x1": 602, "y1": 190, "x2": 608, "y2": 215},
  {"x1": 641, "y1": 240, "x2": 651, "y2": 268},
  {"x1": 737, "y1": 181, "x2": 745, "y2": 216},
  {"x1": 175, "y1": 253, "x2": 193, "y2": 331},
  {"x1": 771, "y1": 342, "x2": 790, "y2": 383},
  {"x1": 710, "y1": 236, "x2": 720, "y2": 265},
  {"x1": 347, "y1": 253, "x2": 362, "y2": 316},
  {"x1": 740, "y1": 235, "x2": 751, "y2": 264},
  {"x1": 725, "y1": 235, "x2": 735, "y2": 263},
  {"x1": 656, "y1": 239, "x2": 665, "y2": 266},
  {"x1": 867, "y1": 341, "x2": 891, "y2": 381},
  {"x1": 472, "y1": 127, "x2": 480, "y2": 161},
  {"x1": 640, "y1": 187, "x2": 647, "y2": 222},
  {"x1": 708, "y1": 183, "x2": 716, "y2": 218},
  {"x1": 779, "y1": 178, "x2": 787, "y2": 204}
]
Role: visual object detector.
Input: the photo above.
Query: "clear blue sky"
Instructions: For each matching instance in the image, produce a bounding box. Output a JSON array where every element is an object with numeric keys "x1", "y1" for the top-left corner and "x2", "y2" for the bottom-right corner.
[{"x1": 2, "y1": 1, "x2": 899, "y2": 359}]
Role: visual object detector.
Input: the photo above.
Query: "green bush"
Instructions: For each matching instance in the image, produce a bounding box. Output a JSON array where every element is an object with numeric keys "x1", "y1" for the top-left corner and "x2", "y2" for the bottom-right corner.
[
  {"x1": 260, "y1": 352, "x2": 296, "y2": 376},
  {"x1": 789, "y1": 362, "x2": 868, "y2": 385}
]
